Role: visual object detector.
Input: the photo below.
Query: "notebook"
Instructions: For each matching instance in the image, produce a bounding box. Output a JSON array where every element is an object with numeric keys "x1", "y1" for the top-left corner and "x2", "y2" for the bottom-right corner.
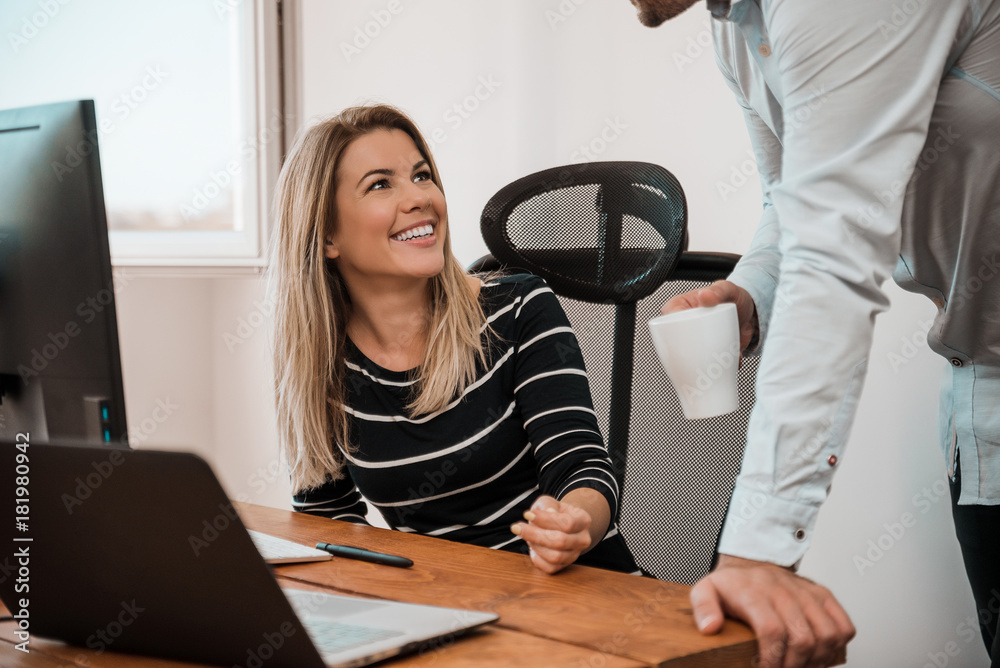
[
  {"x1": 0, "y1": 441, "x2": 497, "y2": 667},
  {"x1": 249, "y1": 530, "x2": 333, "y2": 564}
]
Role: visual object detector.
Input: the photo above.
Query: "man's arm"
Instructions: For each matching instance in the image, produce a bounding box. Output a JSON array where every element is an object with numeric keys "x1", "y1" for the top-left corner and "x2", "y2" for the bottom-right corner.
[
  {"x1": 712, "y1": 38, "x2": 784, "y2": 355},
  {"x1": 690, "y1": 2, "x2": 971, "y2": 667},
  {"x1": 720, "y1": 0, "x2": 966, "y2": 572},
  {"x1": 661, "y1": 27, "x2": 856, "y2": 668}
]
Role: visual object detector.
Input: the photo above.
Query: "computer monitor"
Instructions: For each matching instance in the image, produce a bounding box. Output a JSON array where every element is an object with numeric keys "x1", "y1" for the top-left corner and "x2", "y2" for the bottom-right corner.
[{"x1": 0, "y1": 99, "x2": 128, "y2": 446}]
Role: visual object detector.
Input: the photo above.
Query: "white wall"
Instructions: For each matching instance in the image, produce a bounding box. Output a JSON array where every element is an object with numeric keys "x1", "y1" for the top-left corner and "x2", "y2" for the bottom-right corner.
[
  {"x1": 294, "y1": 1, "x2": 755, "y2": 264},
  {"x1": 114, "y1": 273, "x2": 290, "y2": 510},
  {"x1": 289, "y1": 3, "x2": 986, "y2": 666},
  {"x1": 109, "y1": 2, "x2": 986, "y2": 667}
]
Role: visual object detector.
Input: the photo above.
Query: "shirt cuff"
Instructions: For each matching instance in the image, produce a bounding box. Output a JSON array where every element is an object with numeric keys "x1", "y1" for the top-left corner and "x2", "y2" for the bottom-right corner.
[
  {"x1": 727, "y1": 263, "x2": 777, "y2": 355},
  {"x1": 716, "y1": 481, "x2": 821, "y2": 568}
]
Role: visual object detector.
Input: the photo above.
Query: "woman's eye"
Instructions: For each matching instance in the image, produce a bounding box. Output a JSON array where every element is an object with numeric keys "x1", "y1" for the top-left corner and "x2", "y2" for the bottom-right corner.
[
  {"x1": 367, "y1": 178, "x2": 390, "y2": 192},
  {"x1": 414, "y1": 170, "x2": 432, "y2": 182}
]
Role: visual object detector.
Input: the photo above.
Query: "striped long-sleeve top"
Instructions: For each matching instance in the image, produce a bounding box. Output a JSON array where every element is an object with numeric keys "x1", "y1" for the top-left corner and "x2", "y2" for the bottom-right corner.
[{"x1": 293, "y1": 274, "x2": 638, "y2": 573}]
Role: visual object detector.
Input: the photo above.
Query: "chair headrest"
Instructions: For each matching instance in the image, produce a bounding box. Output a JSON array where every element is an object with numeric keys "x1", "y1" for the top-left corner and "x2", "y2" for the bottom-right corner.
[{"x1": 480, "y1": 161, "x2": 687, "y2": 304}]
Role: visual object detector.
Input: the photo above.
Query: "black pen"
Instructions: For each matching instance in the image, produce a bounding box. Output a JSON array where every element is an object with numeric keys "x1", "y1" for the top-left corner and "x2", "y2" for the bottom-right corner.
[{"x1": 315, "y1": 542, "x2": 413, "y2": 568}]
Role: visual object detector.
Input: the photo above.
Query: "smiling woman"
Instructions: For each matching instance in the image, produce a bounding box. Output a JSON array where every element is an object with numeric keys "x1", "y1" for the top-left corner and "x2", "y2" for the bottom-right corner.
[
  {"x1": 268, "y1": 104, "x2": 640, "y2": 575},
  {"x1": 325, "y1": 129, "x2": 449, "y2": 291}
]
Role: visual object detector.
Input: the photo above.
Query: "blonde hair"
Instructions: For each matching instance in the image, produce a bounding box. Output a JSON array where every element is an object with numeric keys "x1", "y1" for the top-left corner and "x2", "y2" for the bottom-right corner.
[{"x1": 269, "y1": 105, "x2": 488, "y2": 492}]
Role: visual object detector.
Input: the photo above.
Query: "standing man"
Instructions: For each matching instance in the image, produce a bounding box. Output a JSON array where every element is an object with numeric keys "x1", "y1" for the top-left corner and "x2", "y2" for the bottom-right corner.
[{"x1": 628, "y1": 1, "x2": 1000, "y2": 667}]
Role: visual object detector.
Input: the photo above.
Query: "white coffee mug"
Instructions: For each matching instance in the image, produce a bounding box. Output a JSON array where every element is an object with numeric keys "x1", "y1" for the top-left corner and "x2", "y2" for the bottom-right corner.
[{"x1": 648, "y1": 303, "x2": 740, "y2": 420}]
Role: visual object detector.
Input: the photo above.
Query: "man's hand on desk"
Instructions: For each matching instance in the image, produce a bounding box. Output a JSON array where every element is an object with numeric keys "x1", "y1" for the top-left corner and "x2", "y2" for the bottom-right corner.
[
  {"x1": 661, "y1": 280, "x2": 759, "y2": 356},
  {"x1": 690, "y1": 555, "x2": 855, "y2": 668},
  {"x1": 510, "y1": 495, "x2": 593, "y2": 574}
]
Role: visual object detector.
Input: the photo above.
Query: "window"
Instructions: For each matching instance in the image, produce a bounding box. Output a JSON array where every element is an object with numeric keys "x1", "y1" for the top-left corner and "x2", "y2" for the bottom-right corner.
[{"x1": 1, "y1": 0, "x2": 284, "y2": 267}]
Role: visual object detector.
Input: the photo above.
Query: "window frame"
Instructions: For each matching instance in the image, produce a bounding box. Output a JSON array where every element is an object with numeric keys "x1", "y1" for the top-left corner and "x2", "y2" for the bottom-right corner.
[{"x1": 108, "y1": 0, "x2": 286, "y2": 271}]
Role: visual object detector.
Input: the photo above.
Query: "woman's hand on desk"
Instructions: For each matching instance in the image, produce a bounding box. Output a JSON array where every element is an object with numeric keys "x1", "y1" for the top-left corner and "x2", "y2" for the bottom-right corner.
[{"x1": 510, "y1": 494, "x2": 594, "y2": 574}]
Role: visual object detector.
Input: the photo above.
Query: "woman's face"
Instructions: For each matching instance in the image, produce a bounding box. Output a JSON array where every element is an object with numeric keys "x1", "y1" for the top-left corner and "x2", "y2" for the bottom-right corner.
[{"x1": 326, "y1": 129, "x2": 447, "y2": 289}]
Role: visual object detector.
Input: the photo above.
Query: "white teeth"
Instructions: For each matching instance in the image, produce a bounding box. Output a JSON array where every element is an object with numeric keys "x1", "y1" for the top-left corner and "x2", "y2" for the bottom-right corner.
[{"x1": 392, "y1": 224, "x2": 433, "y2": 242}]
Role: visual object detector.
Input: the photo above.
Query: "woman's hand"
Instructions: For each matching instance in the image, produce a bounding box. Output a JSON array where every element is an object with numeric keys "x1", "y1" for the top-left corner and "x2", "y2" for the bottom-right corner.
[{"x1": 511, "y1": 494, "x2": 593, "y2": 574}]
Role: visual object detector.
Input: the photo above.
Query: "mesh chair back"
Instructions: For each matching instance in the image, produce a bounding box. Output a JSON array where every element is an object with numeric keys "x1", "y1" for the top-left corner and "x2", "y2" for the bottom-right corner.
[
  {"x1": 564, "y1": 254, "x2": 756, "y2": 585},
  {"x1": 476, "y1": 160, "x2": 754, "y2": 584},
  {"x1": 481, "y1": 162, "x2": 686, "y2": 304}
]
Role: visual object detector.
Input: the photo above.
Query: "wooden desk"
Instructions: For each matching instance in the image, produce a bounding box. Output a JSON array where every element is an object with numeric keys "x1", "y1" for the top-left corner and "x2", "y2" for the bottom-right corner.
[{"x1": 0, "y1": 502, "x2": 758, "y2": 667}]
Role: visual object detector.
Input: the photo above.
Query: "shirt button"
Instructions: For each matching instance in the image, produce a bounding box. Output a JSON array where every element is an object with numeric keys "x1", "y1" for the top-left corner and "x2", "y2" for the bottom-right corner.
[
  {"x1": 758, "y1": 43, "x2": 772, "y2": 57},
  {"x1": 828, "y1": 455, "x2": 838, "y2": 466},
  {"x1": 950, "y1": 358, "x2": 963, "y2": 367},
  {"x1": 933, "y1": 297, "x2": 945, "y2": 309},
  {"x1": 794, "y1": 528, "x2": 806, "y2": 541}
]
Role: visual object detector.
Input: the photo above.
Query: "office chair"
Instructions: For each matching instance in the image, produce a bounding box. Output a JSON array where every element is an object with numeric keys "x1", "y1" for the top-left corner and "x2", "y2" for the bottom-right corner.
[{"x1": 470, "y1": 162, "x2": 758, "y2": 585}]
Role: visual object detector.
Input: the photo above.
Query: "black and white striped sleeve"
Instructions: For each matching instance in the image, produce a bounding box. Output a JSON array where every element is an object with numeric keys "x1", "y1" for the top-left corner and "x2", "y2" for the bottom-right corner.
[
  {"x1": 511, "y1": 277, "x2": 620, "y2": 518},
  {"x1": 291, "y1": 471, "x2": 370, "y2": 525}
]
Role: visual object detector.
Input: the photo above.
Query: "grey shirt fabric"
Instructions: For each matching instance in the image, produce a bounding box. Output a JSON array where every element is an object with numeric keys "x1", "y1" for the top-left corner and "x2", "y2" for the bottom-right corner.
[{"x1": 712, "y1": 0, "x2": 1000, "y2": 565}]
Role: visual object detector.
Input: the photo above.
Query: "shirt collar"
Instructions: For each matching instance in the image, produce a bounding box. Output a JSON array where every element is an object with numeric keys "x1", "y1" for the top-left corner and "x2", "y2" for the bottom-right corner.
[{"x1": 708, "y1": 0, "x2": 754, "y2": 23}]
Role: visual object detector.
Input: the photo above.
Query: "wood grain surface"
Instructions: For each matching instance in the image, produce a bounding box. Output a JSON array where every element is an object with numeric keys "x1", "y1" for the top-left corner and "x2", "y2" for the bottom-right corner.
[{"x1": 238, "y1": 502, "x2": 759, "y2": 667}]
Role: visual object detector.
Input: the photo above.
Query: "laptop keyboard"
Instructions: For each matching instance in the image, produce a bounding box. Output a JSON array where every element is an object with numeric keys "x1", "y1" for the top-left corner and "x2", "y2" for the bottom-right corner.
[{"x1": 301, "y1": 617, "x2": 405, "y2": 654}]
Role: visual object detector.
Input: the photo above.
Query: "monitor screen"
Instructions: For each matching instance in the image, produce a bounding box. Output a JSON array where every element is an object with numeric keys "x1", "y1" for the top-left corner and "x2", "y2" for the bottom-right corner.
[{"x1": 0, "y1": 100, "x2": 128, "y2": 446}]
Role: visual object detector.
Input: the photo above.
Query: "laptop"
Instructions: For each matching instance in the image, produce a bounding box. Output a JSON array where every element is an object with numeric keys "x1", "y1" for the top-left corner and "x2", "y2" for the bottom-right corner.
[{"x1": 0, "y1": 441, "x2": 497, "y2": 667}]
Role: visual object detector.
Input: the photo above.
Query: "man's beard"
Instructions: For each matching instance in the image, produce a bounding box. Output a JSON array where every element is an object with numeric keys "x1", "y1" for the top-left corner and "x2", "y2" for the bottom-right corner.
[{"x1": 634, "y1": 0, "x2": 700, "y2": 27}]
